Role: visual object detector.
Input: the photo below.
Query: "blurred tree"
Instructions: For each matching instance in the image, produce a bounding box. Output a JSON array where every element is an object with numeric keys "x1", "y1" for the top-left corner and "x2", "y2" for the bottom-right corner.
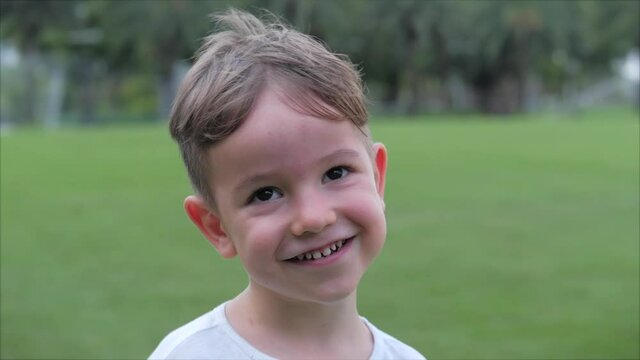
[
  {"x1": 322, "y1": 0, "x2": 426, "y2": 113},
  {"x1": 447, "y1": 1, "x2": 545, "y2": 113},
  {"x1": 95, "y1": 0, "x2": 211, "y2": 120},
  {"x1": 69, "y1": 1, "x2": 104, "y2": 124},
  {"x1": 533, "y1": 0, "x2": 639, "y2": 106},
  {"x1": 2, "y1": 0, "x2": 638, "y2": 123},
  {"x1": 0, "y1": 0, "x2": 77, "y2": 124},
  {"x1": 578, "y1": 0, "x2": 640, "y2": 75},
  {"x1": 356, "y1": 0, "x2": 639, "y2": 114}
]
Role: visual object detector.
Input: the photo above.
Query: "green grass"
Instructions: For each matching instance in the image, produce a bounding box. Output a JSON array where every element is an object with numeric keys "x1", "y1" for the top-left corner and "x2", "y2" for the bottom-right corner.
[{"x1": 2, "y1": 109, "x2": 638, "y2": 359}]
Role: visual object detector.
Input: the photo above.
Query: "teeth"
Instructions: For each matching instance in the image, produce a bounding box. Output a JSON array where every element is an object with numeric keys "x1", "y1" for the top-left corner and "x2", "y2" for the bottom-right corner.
[{"x1": 294, "y1": 238, "x2": 350, "y2": 261}]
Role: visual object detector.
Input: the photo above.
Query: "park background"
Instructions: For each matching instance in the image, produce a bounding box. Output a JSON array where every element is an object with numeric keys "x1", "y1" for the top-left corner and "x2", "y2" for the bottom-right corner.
[{"x1": 1, "y1": 0, "x2": 638, "y2": 359}]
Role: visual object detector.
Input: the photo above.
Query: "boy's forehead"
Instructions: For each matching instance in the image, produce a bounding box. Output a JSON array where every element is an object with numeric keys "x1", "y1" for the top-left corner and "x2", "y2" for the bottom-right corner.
[
  {"x1": 207, "y1": 116, "x2": 365, "y2": 170},
  {"x1": 217, "y1": 86, "x2": 367, "y2": 150},
  {"x1": 204, "y1": 89, "x2": 371, "y2": 184}
]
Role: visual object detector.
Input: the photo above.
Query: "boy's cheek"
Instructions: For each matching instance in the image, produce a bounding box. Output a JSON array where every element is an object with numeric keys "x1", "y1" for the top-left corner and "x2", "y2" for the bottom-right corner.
[
  {"x1": 345, "y1": 193, "x2": 386, "y2": 230},
  {"x1": 233, "y1": 218, "x2": 285, "y2": 253}
]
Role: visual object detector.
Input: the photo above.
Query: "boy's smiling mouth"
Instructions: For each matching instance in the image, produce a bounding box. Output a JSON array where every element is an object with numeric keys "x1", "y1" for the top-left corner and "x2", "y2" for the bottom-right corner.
[{"x1": 286, "y1": 236, "x2": 355, "y2": 263}]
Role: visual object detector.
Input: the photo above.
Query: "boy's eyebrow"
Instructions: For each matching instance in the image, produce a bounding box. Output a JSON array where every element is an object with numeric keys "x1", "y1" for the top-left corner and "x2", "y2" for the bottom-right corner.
[{"x1": 234, "y1": 148, "x2": 361, "y2": 192}]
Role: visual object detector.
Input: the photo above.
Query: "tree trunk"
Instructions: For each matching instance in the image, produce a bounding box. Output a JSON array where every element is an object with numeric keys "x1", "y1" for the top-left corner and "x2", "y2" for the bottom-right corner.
[
  {"x1": 382, "y1": 72, "x2": 400, "y2": 108},
  {"x1": 406, "y1": 73, "x2": 421, "y2": 115},
  {"x1": 400, "y1": 7, "x2": 421, "y2": 115},
  {"x1": 43, "y1": 58, "x2": 66, "y2": 129},
  {"x1": 21, "y1": 44, "x2": 38, "y2": 125},
  {"x1": 79, "y1": 56, "x2": 96, "y2": 124},
  {"x1": 156, "y1": 71, "x2": 174, "y2": 121},
  {"x1": 475, "y1": 74, "x2": 519, "y2": 114},
  {"x1": 430, "y1": 24, "x2": 451, "y2": 110}
]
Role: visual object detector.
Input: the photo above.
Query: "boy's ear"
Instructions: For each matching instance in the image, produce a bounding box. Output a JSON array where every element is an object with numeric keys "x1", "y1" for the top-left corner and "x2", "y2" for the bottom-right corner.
[
  {"x1": 372, "y1": 143, "x2": 388, "y2": 200},
  {"x1": 183, "y1": 195, "x2": 237, "y2": 258}
]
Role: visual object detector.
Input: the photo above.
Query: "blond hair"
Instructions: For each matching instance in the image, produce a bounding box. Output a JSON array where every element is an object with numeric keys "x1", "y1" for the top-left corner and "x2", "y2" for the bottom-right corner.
[{"x1": 169, "y1": 9, "x2": 369, "y2": 207}]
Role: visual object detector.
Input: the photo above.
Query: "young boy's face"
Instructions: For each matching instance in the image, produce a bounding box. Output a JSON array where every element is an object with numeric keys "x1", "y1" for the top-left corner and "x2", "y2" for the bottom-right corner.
[{"x1": 186, "y1": 86, "x2": 387, "y2": 304}]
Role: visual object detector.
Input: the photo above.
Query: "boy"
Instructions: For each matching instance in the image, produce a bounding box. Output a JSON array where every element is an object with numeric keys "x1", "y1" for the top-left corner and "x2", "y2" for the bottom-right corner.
[{"x1": 150, "y1": 9, "x2": 426, "y2": 360}]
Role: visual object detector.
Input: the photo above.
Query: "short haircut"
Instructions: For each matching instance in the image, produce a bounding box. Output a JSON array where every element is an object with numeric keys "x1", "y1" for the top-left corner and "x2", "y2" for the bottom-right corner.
[{"x1": 169, "y1": 9, "x2": 369, "y2": 208}]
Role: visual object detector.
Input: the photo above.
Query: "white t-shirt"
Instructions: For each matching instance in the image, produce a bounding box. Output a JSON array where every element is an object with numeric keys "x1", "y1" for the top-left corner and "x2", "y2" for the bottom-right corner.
[{"x1": 150, "y1": 302, "x2": 426, "y2": 360}]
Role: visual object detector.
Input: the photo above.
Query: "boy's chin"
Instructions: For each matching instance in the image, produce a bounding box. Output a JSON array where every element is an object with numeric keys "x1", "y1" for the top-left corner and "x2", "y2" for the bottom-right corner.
[
  {"x1": 267, "y1": 282, "x2": 359, "y2": 305},
  {"x1": 249, "y1": 273, "x2": 363, "y2": 305},
  {"x1": 301, "y1": 278, "x2": 361, "y2": 304}
]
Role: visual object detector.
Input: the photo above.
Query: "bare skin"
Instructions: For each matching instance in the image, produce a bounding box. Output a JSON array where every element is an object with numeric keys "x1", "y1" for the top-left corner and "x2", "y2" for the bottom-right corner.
[{"x1": 226, "y1": 286, "x2": 373, "y2": 359}]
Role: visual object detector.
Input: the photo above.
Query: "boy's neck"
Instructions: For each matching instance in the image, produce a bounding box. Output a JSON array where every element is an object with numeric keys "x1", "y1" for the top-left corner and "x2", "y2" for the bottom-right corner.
[{"x1": 226, "y1": 283, "x2": 373, "y2": 358}]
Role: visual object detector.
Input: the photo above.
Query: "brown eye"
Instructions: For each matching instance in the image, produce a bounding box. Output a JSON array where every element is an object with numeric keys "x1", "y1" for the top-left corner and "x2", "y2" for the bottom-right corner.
[
  {"x1": 323, "y1": 166, "x2": 350, "y2": 182},
  {"x1": 250, "y1": 187, "x2": 282, "y2": 203}
]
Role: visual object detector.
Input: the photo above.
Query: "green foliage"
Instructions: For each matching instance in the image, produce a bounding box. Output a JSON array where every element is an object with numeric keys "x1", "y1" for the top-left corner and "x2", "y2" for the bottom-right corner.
[
  {"x1": 94, "y1": 0, "x2": 217, "y2": 73},
  {"x1": 0, "y1": 64, "x2": 23, "y2": 122},
  {"x1": 1, "y1": 109, "x2": 638, "y2": 359},
  {"x1": 296, "y1": 0, "x2": 639, "y2": 112},
  {"x1": 0, "y1": 0, "x2": 638, "y2": 119},
  {"x1": 119, "y1": 73, "x2": 158, "y2": 117},
  {"x1": 0, "y1": 0, "x2": 77, "y2": 51}
]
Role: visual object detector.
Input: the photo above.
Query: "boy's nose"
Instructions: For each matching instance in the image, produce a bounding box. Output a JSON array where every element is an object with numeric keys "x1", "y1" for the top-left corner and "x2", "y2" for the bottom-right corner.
[{"x1": 290, "y1": 192, "x2": 337, "y2": 237}]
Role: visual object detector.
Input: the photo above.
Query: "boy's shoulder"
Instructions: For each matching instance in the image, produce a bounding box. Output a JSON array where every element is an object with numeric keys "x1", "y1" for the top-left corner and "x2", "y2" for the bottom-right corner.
[
  {"x1": 148, "y1": 301, "x2": 271, "y2": 360},
  {"x1": 363, "y1": 317, "x2": 427, "y2": 360}
]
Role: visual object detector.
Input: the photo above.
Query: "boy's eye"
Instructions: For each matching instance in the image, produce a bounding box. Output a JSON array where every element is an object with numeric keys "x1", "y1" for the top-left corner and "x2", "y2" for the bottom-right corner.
[
  {"x1": 323, "y1": 166, "x2": 350, "y2": 183},
  {"x1": 249, "y1": 187, "x2": 283, "y2": 203}
]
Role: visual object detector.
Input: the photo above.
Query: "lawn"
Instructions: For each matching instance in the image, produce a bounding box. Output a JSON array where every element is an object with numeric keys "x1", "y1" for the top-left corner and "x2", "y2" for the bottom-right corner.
[{"x1": 1, "y1": 108, "x2": 638, "y2": 359}]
